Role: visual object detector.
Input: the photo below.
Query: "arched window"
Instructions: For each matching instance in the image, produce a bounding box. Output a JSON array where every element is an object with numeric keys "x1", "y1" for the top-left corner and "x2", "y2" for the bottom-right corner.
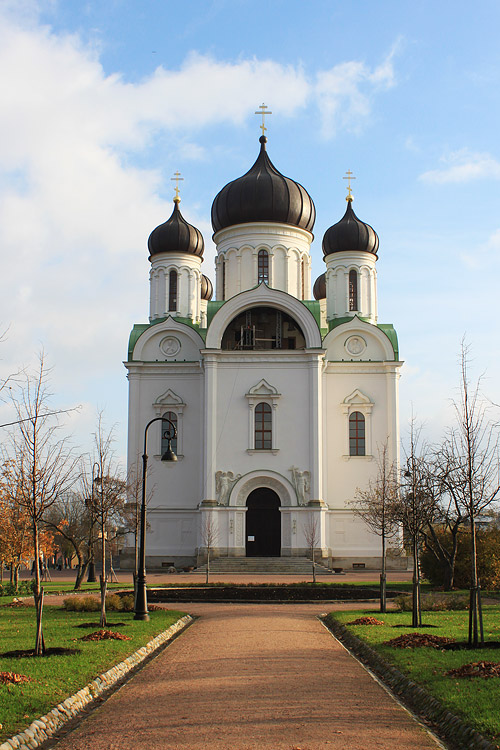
[
  {"x1": 349, "y1": 269, "x2": 358, "y2": 311},
  {"x1": 168, "y1": 270, "x2": 178, "y2": 312},
  {"x1": 349, "y1": 411, "x2": 365, "y2": 456},
  {"x1": 301, "y1": 257, "x2": 306, "y2": 299},
  {"x1": 258, "y1": 249, "x2": 269, "y2": 284},
  {"x1": 161, "y1": 411, "x2": 178, "y2": 455},
  {"x1": 255, "y1": 402, "x2": 272, "y2": 449}
]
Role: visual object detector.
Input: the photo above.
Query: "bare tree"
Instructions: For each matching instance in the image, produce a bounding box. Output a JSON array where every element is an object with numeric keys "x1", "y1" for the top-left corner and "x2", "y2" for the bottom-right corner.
[
  {"x1": 419, "y1": 445, "x2": 467, "y2": 590},
  {"x1": 397, "y1": 421, "x2": 436, "y2": 627},
  {"x1": 43, "y1": 490, "x2": 93, "y2": 590},
  {"x1": 303, "y1": 512, "x2": 320, "y2": 583},
  {"x1": 83, "y1": 414, "x2": 126, "y2": 626},
  {"x1": 349, "y1": 441, "x2": 400, "y2": 611},
  {"x1": 201, "y1": 512, "x2": 218, "y2": 584},
  {"x1": 1, "y1": 355, "x2": 77, "y2": 654},
  {"x1": 444, "y1": 342, "x2": 500, "y2": 646}
]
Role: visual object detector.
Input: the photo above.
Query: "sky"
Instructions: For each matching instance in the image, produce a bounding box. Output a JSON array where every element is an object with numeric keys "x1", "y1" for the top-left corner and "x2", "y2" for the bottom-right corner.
[{"x1": 0, "y1": 0, "x2": 499, "y2": 462}]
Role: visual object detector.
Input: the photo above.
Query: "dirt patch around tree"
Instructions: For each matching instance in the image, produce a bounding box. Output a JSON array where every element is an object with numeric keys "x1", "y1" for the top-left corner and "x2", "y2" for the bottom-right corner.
[
  {"x1": 1, "y1": 647, "x2": 80, "y2": 658},
  {"x1": 384, "y1": 632, "x2": 456, "y2": 649},
  {"x1": 80, "y1": 630, "x2": 131, "y2": 642},
  {"x1": 447, "y1": 661, "x2": 500, "y2": 678},
  {"x1": 347, "y1": 616, "x2": 385, "y2": 625}
]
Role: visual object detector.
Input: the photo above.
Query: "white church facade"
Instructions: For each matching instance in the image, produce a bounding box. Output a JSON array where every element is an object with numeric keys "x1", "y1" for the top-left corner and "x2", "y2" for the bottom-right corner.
[{"x1": 123, "y1": 131, "x2": 404, "y2": 570}]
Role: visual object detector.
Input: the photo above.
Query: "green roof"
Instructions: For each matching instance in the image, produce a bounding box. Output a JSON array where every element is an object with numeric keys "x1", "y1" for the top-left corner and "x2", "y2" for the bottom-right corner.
[
  {"x1": 325, "y1": 316, "x2": 399, "y2": 360},
  {"x1": 127, "y1": 316, "x2": 206, "y2": 361}
]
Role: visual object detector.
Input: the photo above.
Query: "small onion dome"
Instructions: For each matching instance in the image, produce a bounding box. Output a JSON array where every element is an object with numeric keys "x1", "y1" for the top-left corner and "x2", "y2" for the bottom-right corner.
[
  {"x1": 148, "y1": 199, "x2": 204, "y2": 259},
  {"x1": 211, "y1": 136, "x2": 315, "y2": 233},
  {"x1": 201, "y1": 274, "x2": 213, "y2": 301},
  {"x1": 322, "y1": 200, "x2": 379, "y2": 258},
  {"x1": 313, "y1": 272, "x2": 326, "y2": 300}
]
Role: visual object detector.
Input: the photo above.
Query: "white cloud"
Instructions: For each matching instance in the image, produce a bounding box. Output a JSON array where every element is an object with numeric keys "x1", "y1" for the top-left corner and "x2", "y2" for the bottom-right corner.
[
  {"x1": 420, "y1": 148, "x2": 500, "y2": 184},
  {"x1": 0, "y1": 7, "x2": 398, "y2": 452},
  {"x1": 314, "y1": 45, "x2": 398, "y2": 138},
  {"x1": 460, "y1": 227, "x2": 500, "y2": 268}
]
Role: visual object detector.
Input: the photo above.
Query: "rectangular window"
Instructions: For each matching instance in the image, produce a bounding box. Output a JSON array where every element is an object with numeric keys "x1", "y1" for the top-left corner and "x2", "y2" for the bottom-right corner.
[{"x1": 255, "y1": 402, "x2": 272, "y2": 449}]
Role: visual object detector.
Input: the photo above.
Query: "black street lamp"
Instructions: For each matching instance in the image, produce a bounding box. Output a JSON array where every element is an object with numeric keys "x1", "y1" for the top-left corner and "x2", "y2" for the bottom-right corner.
[
  {"x1": 134, "y1": 416, "x2": 177, "y2": 621},
  {"x1": 87, "y1": 462, "x2": 100, "y2": 583}
]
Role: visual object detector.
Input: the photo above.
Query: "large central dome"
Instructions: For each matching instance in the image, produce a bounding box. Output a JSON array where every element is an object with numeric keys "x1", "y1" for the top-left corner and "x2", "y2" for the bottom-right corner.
[{"x1": 211, "y1": 136, "x2": 315, "y2": 234}]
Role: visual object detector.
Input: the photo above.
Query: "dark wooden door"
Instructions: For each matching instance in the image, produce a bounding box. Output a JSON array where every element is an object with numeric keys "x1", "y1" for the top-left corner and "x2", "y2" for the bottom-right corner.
[{"x1": 245, "y1": 488, "x2": 281, "y2": 556}]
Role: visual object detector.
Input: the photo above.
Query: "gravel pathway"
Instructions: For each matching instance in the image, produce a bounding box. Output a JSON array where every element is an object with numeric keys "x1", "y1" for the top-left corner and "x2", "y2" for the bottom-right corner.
[{"x1": 47, "y1": 603, "x2": 442, "y2": 750}]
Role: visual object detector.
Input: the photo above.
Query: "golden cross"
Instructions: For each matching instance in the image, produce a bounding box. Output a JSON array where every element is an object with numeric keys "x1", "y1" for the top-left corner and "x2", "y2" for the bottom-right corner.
[
  {"x1": 343, "y1": 170, "x2": 356, "y2": 201},
  {"x1": 171, "y1": 171, "x2": 183, "y2": 202},
  {"x1": 255, "y1": 103, "x2": 272, "y2": 136}
]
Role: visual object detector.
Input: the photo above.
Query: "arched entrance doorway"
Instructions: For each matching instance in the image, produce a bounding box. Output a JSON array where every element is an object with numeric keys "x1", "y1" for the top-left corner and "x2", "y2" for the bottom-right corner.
[{"x1": 245, "y1": 487, "x2": 281, "y2": 557}]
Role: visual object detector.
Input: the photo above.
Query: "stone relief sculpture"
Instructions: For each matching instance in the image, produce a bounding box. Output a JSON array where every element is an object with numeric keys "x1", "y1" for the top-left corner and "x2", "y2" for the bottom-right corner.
[
  {"x1": 290, "y1": 466, "x2": 310, "y2": 506},
  {"x1": 215, "y1": 470, "x2": 241, "y2": 506}
]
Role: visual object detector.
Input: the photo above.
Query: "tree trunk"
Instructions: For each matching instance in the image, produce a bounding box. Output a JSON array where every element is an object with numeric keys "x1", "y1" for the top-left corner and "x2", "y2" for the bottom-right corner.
[
  {"x1": 468, "y1": 516, "x2": 484, "y2": 647},
  {"x1": 380, "y1": 531, "x2": 387, "y2": 613},
  {"x1": 411, "y1": 535, "x2": 421, "y2": 628},
  {"x1": 32, "y1": 519, "x2": 45, "y2": 655},
  {"x1": 312, "y1": 547, "x2": 316, "y2": 583},
  {"x1": 206, "y1": 548, "x2": 210, "y2": 585},
  {"x1": 74, "y1": 556, "x2": 89, "y2": 590},
  {"x1": 99, "y1": 512, "x2": 107, "y2": 627}
]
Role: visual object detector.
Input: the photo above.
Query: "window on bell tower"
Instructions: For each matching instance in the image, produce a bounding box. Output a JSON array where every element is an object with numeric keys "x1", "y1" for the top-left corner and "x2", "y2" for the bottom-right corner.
[
  {"x1": 349, "y1": 269, "x2": 358, "y2": 311},
  {"x1": 168, "y1": 270, "x2": 178, "y2": 312},
  {"x1": 258, "y1": 249, "x2": 269, "y2": 284}
]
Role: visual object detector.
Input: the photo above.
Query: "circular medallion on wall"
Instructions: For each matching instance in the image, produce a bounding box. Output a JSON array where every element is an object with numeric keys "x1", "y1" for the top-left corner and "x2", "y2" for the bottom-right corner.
[
  {"x1": 345, "y1": 335, "x2": 366, "y2": 357},
  {"x1": 160, "y1": 336, "x2": 181, "y2": 357}
]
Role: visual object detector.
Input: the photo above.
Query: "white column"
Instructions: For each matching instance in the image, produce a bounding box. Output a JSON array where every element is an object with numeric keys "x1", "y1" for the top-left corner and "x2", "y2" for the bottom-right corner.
[
  {"x1": 309, "y1": 356, "x2": 323, "y2": 504},
  {"x1": 236, "y1": 253, "x2": 242, "y2": 293},
  {"x1": 203, "y1": 356, "x2": 218, "y2": 504}
]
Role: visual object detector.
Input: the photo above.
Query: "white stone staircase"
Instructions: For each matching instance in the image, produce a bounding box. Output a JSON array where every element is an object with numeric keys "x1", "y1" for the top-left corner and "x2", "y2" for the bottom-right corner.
[{"x1": 196, "y1": 556, "x2": 337, "y2": 575}]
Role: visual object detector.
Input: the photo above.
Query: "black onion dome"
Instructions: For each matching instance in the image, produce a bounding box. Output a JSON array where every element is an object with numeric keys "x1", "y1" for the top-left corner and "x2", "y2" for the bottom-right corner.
[
  {"x1": 322, "y1": 200, "x2": 379, "y2": 257},
  {"x1": 211, "y1": 136, "x2": 315, "y2": 233},
  {"x1": 201, "y1": 274, "x2": 213, "y2": 301},
  {"x1": 148, "y1": 200, "x2": 204, "y2": 259},
  {"x1": 313, "y1": 272, "x2": 326, "y2": 300}
]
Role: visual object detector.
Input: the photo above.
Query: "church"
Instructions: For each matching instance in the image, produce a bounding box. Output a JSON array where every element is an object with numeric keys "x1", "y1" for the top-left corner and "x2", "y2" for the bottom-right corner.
[{"x1": 123, "y1": 115, "x2": 403, "y2": 570}]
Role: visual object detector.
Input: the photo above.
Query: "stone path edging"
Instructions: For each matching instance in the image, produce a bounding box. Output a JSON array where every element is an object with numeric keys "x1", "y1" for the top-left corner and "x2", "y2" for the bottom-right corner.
[
  {"x1": 0, "y1": 615, "x2": 193, "y2": 750},
  {"x1": 323, "y1": 615, "x2": 496, "y2": 750}
]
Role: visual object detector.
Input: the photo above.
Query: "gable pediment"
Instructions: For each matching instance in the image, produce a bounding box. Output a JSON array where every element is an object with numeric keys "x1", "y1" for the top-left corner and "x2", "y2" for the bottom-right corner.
[{"x1": 246, "y1": 379, "x2": 280, "y2": 398}]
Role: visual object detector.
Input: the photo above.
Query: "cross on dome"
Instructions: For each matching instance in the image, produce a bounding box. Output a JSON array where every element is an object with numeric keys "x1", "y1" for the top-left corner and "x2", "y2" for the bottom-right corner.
[
  {"x1": 254, "y1": 103, "x2": 272, "y2": 136},
  {"x1": 343, "y1": 169, "x2": 356, "y2": 202},
  {"x1": 171, "y1": 171, "x2": 184, "y2": 203}
]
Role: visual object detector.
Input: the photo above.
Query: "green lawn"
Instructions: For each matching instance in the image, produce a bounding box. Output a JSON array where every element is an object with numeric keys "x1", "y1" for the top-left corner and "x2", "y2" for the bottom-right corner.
[
  {"x1": 328, "y1": 607, "x2": 500, "y2": 743},
  {"x1": 0, "y1": 601, "x2": 185, "y2": 741}
]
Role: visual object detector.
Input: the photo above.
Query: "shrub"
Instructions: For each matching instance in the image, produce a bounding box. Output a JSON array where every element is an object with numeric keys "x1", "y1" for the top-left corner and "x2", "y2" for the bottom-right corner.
[
  {"x1": 395, "y1": 592, "x2": 468, "y2": 611},
  {"x1": 63, "y1": 593, "x2": 135, "y2": 612},
  {"x1": 0, "y1": 580, "x2": 34, "y2": 596},
  {"x1": 421, "y1": 526, "x2": 500, "y2": 590},
  {"x1": 63, "y1": 596, "x2": 100, "y2": 612}
]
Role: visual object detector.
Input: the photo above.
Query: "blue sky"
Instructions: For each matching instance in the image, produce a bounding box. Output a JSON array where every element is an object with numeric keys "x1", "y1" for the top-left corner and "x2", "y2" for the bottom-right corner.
[{"x1": 0, "y1": 0, "x2": 499, "y2": 461}]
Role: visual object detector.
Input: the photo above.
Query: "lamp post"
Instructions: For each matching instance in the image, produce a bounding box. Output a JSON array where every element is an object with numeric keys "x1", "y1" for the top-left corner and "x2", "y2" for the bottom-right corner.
[
  {"x1": 134, "y1": 416, "x2": 177, "y2": 621},
  {"x1": 87, "y1": 462, "x2": 100, "y2": 583}
]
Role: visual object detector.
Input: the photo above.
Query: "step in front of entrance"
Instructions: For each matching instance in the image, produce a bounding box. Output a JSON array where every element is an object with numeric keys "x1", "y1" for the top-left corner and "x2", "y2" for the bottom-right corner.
[{"x1": 196, "y1": 557, "x2": 335, "y2": 575}]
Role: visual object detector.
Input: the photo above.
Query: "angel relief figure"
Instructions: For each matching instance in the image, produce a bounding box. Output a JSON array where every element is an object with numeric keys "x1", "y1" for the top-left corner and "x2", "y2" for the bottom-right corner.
[
  {"x1": 215, "y1": 471, "x2": 241, "y2": 506},
  {"x1": 290, "y1": 466, "x2": 310, "y2": 506}
]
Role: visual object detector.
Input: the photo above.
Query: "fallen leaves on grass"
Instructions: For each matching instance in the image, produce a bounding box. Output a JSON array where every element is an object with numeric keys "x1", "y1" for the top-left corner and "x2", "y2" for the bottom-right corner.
[
  {"x1": 384, "y1": 633, "x2": 456, "y2": 649},
  {"x1": 347, "y1": 616, "x2": 385, "y2": 626},
  {"x1": 447, "y1": 661, "x2": 500, "y2": 679},
  {"x1": 80, "y1": 630, "x2": 131, "y2": 642},
  {"x1": 1, "y1": 599, "x2": 29, "y2": 608},
  {"x1": 0, "y1": 672, "x2": 32, "y2": 684}
]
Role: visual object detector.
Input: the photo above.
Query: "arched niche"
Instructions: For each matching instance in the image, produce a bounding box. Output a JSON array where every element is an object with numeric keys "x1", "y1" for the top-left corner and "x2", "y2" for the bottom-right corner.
[{"x1": 205, "y1": 284, "x2": 322, "y2": 349}]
